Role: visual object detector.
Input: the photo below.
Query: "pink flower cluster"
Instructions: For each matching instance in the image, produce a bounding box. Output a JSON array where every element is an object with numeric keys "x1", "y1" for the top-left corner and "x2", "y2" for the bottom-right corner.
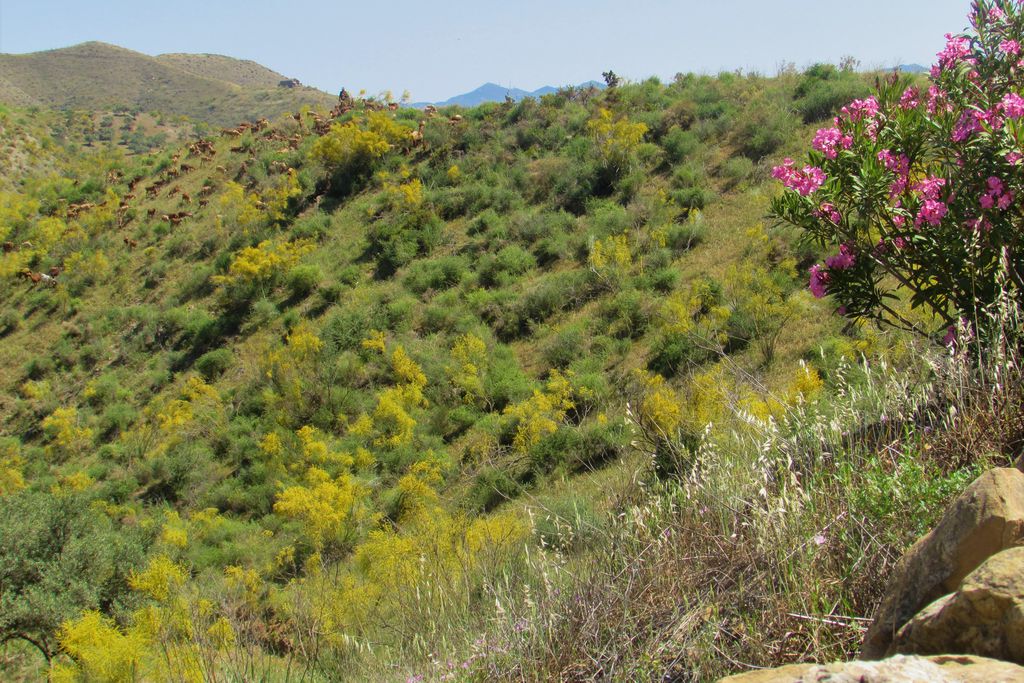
[
  {"x1": 916, "y1": 200, "x2": 949, "y2": 227},
  {"x1": 1000, "y1": 39, "x2": 1022, "y2": 55},
  {"x1": 878, "y1": 149, "x2": 910, "y2": 197},
  {"x1": 1001, "y1": 92, "x2": 1024, "y2": 119},
  {"x1": 825, "y1": 243, "x2": 856, "y2": 270},
  {"x1": 913, "y1": 177, "x2": 948, "y2": 228},
  {"x1": 980, "y1": 175, "x2": 1014, "y2": 210},
  {"x1": 932, "y1": 33, "x2": 975, "y2": 76},
  {"x1": 772, "y1": 159, "x2": 826, "y2": 196},
  {"x1": 952, "y1": 109, "x2": 985, "y2": 141},
  {"x1": 814, "y1": 203, "x2": 842, "y2": 224},
  {"x1": 812, "y1": 127, "x2": 853, "y2": 159},
  {"x1": 841, "y1": 96, "x2": 880, "y2": 122},
  {"x1": 915, "y1": 177, "x2": 946, "y2": 200},
  {"x1": 928, "y1": 85, "x2": 953, "y2": 114},
  {"x1": 899, "y1": 87, "x2": 920, "y2": 110},
  {"x1": 808, "y1": 264, "x2": 829, "y2": 298}
]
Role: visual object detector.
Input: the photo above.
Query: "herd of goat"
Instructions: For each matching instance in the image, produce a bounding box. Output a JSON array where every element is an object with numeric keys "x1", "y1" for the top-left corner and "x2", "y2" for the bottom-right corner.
[{"x1": 7, "y1": 94, "x2": 467, "y2": 289}]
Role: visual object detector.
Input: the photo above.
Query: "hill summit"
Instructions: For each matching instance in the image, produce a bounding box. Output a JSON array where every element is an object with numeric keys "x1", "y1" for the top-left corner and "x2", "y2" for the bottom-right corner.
[{"x1": 0, "y1": 42, "x2": 334, "y2": 126}]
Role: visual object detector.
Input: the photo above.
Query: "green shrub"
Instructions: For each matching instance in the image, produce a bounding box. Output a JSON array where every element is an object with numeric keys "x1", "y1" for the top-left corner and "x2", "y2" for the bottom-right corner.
[
  {"x1": 721, "y1": 155, "x2": 755, "y2": 187},
  {"x1": 599, "y1": 289, "x2": 652, "y2": 339},
  {"x1": 542, "y1": 324, "x2": 588, "y2": 369},
  {"x1": 195, "y1": 348, "x2": 234, "y2": 380},
  {"x1": 286, "y1": 265, "x2": 322, "y2": 299},
  {"x1": 794, "y1": 64, "x2": 870, "y2": 122},
  {"x1": 468, "y1": 466, "x2": 523, "y2": 512},
  {"x1": 404, "y1": 255, "x2": 469, "y2": 294},
  {"x1": 479, "y1": 245, "x2": 537, "y2": 288},
  {"x1": 648, "y1": 332, "x2": 715, "y2": 377},
  {"x1": 0, "y1": 310, "x2": 20, "y2": 337}
]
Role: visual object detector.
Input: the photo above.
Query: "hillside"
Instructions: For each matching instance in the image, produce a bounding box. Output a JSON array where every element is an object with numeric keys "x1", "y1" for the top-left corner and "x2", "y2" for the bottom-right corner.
[
  {"x1": 0, "y1": 59, "x2": 1000, "y2": 682},
  {"x1": 0, "y1": 42, "x2": 334, "y2": 127},
  {"x1": 154, "y1": 52, "x2": 295, "y2": 89}
]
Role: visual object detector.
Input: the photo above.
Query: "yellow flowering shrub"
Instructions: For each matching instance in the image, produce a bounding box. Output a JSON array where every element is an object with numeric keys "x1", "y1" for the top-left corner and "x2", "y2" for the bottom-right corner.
[
  {"x1": 54, "y1": 611, "x2": 148, "y2": 683},
  {"x1": 446, "y1": 333, "x2": 487, "y2": 405},
  {"x1": 212, "y1": 238, "x2": 313, "y2": 296},
  {"x1": 503, "y1": 370, "x2": 576, "y2": 453},
  {"x1": 129, "y1": 555, "x2": 187, "y2": 602},
  {"x1": 216, "y1": 181, "x2": 264, "y2": 234},
  {"x1": 309, "y1": 119, "x2": 391, "y2": 172},
  {"x1": 587, "y1": 108, "x2": 648, "y2": 171},
  {"x1": 589, "y1": 232, "x2": 632, "y2": 284},
  {"x1": 42, "y1": 407, "x2": 93, "y2": 458},
  {"x1": 273, "y1": 467, "x2": 369, "y2": 550},
  {"x1": 0, "y1": 440, "x2": 25, "y2": 495}
]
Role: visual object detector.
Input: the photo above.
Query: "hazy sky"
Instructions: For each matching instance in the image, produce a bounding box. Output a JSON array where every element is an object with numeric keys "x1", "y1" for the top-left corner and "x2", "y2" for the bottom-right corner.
[{"x1": 0, "y1": 1, "x2": 971, "y2": 101}]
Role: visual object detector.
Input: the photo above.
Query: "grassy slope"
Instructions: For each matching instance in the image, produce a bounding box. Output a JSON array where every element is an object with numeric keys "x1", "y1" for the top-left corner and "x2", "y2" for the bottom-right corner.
[
  {"x1": 0, "y1": 42, "x2": 334, "y2": 127},
  {"x1": 1, "y1": 68, "x2": 997, "y2": 681},
  {"x1": 155, "y1": 53, "x2": 292, "y2": 88}
]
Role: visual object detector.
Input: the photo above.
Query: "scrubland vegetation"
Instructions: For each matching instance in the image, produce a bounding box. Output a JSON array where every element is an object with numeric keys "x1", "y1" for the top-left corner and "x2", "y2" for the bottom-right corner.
[{"x1": 1, "y1": 2, "x2": 1023, "y2": 680}]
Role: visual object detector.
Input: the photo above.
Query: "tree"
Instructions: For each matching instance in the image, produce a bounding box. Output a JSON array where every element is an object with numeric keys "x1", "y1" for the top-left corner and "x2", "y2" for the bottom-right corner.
[
  {"x1": 771, "y1": 0, "x2": 1024, "y2": 341},
  {"x1": 0, "y1": 490, "x2": 144, "y2": 663}
]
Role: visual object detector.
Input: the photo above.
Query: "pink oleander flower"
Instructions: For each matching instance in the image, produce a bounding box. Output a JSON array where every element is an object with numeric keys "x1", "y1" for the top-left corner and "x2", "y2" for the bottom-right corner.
[
  {"x1": 812, "y1": 127, "x2": 854, "y2": 159},
  {"x1": 893, "y1": 236, "x2": 909, "y2": 249},
  {"x1": 916, "y1": 199, "x2": 948, "y2": 227},
  {"x1": 841, "y1": 96, "x2": 879, "y2": 122},
  {"x1": 980, "y1": 175, "x2": 1014, "y2": 212},
  {"x1": 815, "y1": 202, "x2": 842, "y2": 223},
  {"x1": 914, "y1": 176, "x2": 946, "y2": 201},
  {"x1": 967, "y1": 216, "x2": 993, "y2": 232},
  {"x1": 825, "y1": 243, "x2": 856, "y2": 270},
  {"x1": 928, "y1": 85, "x2": 952, "y2": 114},
  {"x1": 899, "y1": 87, "x2": 919, "y2": 109},
  {"x1": 1000, "y1": 39, "x2": 1021, "y2": 56},
  {"x1": 1007, "y1": 152, "x2": 1023, "y2": 165},
  {"x1": 808, "y1": 264, "x2": 830, "y2": 299},
  {"x1": 943, "y1": 325, "x2": 957, "y2": 347},
  {"x1": 933, "y1": 33, "x2": 974, "y2": 76},
  {"x1": 878, "y1": 149, "x2": 911, "y2": 197},
  {"x1": 1001, "y1": 92, "x2": 1024, "y2": 119},
  {"x1": 772, "y1": 160, "x2": 826, "y2": 196},
  {"x1": 952, "y1": 110, "x2": 984, "y2": 141}
]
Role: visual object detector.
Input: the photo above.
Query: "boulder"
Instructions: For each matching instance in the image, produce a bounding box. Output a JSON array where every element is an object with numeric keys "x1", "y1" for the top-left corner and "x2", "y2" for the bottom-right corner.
[
  {"x1": 889, "y1": 546, "x2": 1024, "y2": 662},
  {"x1": 718, "y1": 653, "x2": 1024, "y2": 682},
  {"x1": 861, "y1": 468, "x2": 1024, "y2": 659}
]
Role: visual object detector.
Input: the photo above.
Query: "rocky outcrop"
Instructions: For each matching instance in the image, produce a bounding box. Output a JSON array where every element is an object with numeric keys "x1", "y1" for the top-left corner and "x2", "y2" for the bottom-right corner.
[
  {"x1": 861, "y1": 467, "x2": 1024, "y2": 659},
  {"x1": 718, "y1": 653, "x2": 1024, "y2": 682},
  {"x1": 889, "y1": 546, "x2": 1024, "y2": 663}
]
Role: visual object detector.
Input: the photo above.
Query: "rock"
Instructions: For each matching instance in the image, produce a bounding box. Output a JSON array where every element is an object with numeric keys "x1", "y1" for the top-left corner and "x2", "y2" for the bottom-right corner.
[
  {"x1": 889, "y1": 546, "x2": 1024, "y2": 663},
  {"x1": 717, "y1": 653, "x2": 1024, "y2": 682},
  {"x1": 862, "y1": 468, "x2": 1024, "y2": 659}
]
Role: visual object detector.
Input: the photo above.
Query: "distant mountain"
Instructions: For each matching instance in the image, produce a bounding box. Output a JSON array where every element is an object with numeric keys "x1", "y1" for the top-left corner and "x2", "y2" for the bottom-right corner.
[
  {"x1": 897, "y1": 64, "x2": 929, "y2": 74},
  {"x1": 412, "y1": 80, "x2": 605, "y2": 108},
  {"x1": 0, "y1": 42, "x2": 334, "y2": 127}
]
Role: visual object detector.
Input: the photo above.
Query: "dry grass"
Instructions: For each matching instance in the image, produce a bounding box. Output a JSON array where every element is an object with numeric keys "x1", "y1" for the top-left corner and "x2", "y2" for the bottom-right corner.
[{"x1": 415, "y1": 325, "x2": 1022, "y2": 683}]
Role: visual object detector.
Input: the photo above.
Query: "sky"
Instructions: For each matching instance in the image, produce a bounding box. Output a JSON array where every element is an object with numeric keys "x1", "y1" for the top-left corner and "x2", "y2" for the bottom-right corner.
[{"x1": 0, "y1": 0, "x2": 971, "y2": 102}]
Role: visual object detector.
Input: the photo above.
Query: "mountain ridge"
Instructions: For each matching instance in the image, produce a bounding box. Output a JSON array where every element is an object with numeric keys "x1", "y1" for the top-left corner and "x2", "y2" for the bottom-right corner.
[
  {"x1": 411, "y1": 80, "x2": 605, "y2": 108},
  {"x1": 0, "y1": 42, "x2": 334, "y2": 127}
]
